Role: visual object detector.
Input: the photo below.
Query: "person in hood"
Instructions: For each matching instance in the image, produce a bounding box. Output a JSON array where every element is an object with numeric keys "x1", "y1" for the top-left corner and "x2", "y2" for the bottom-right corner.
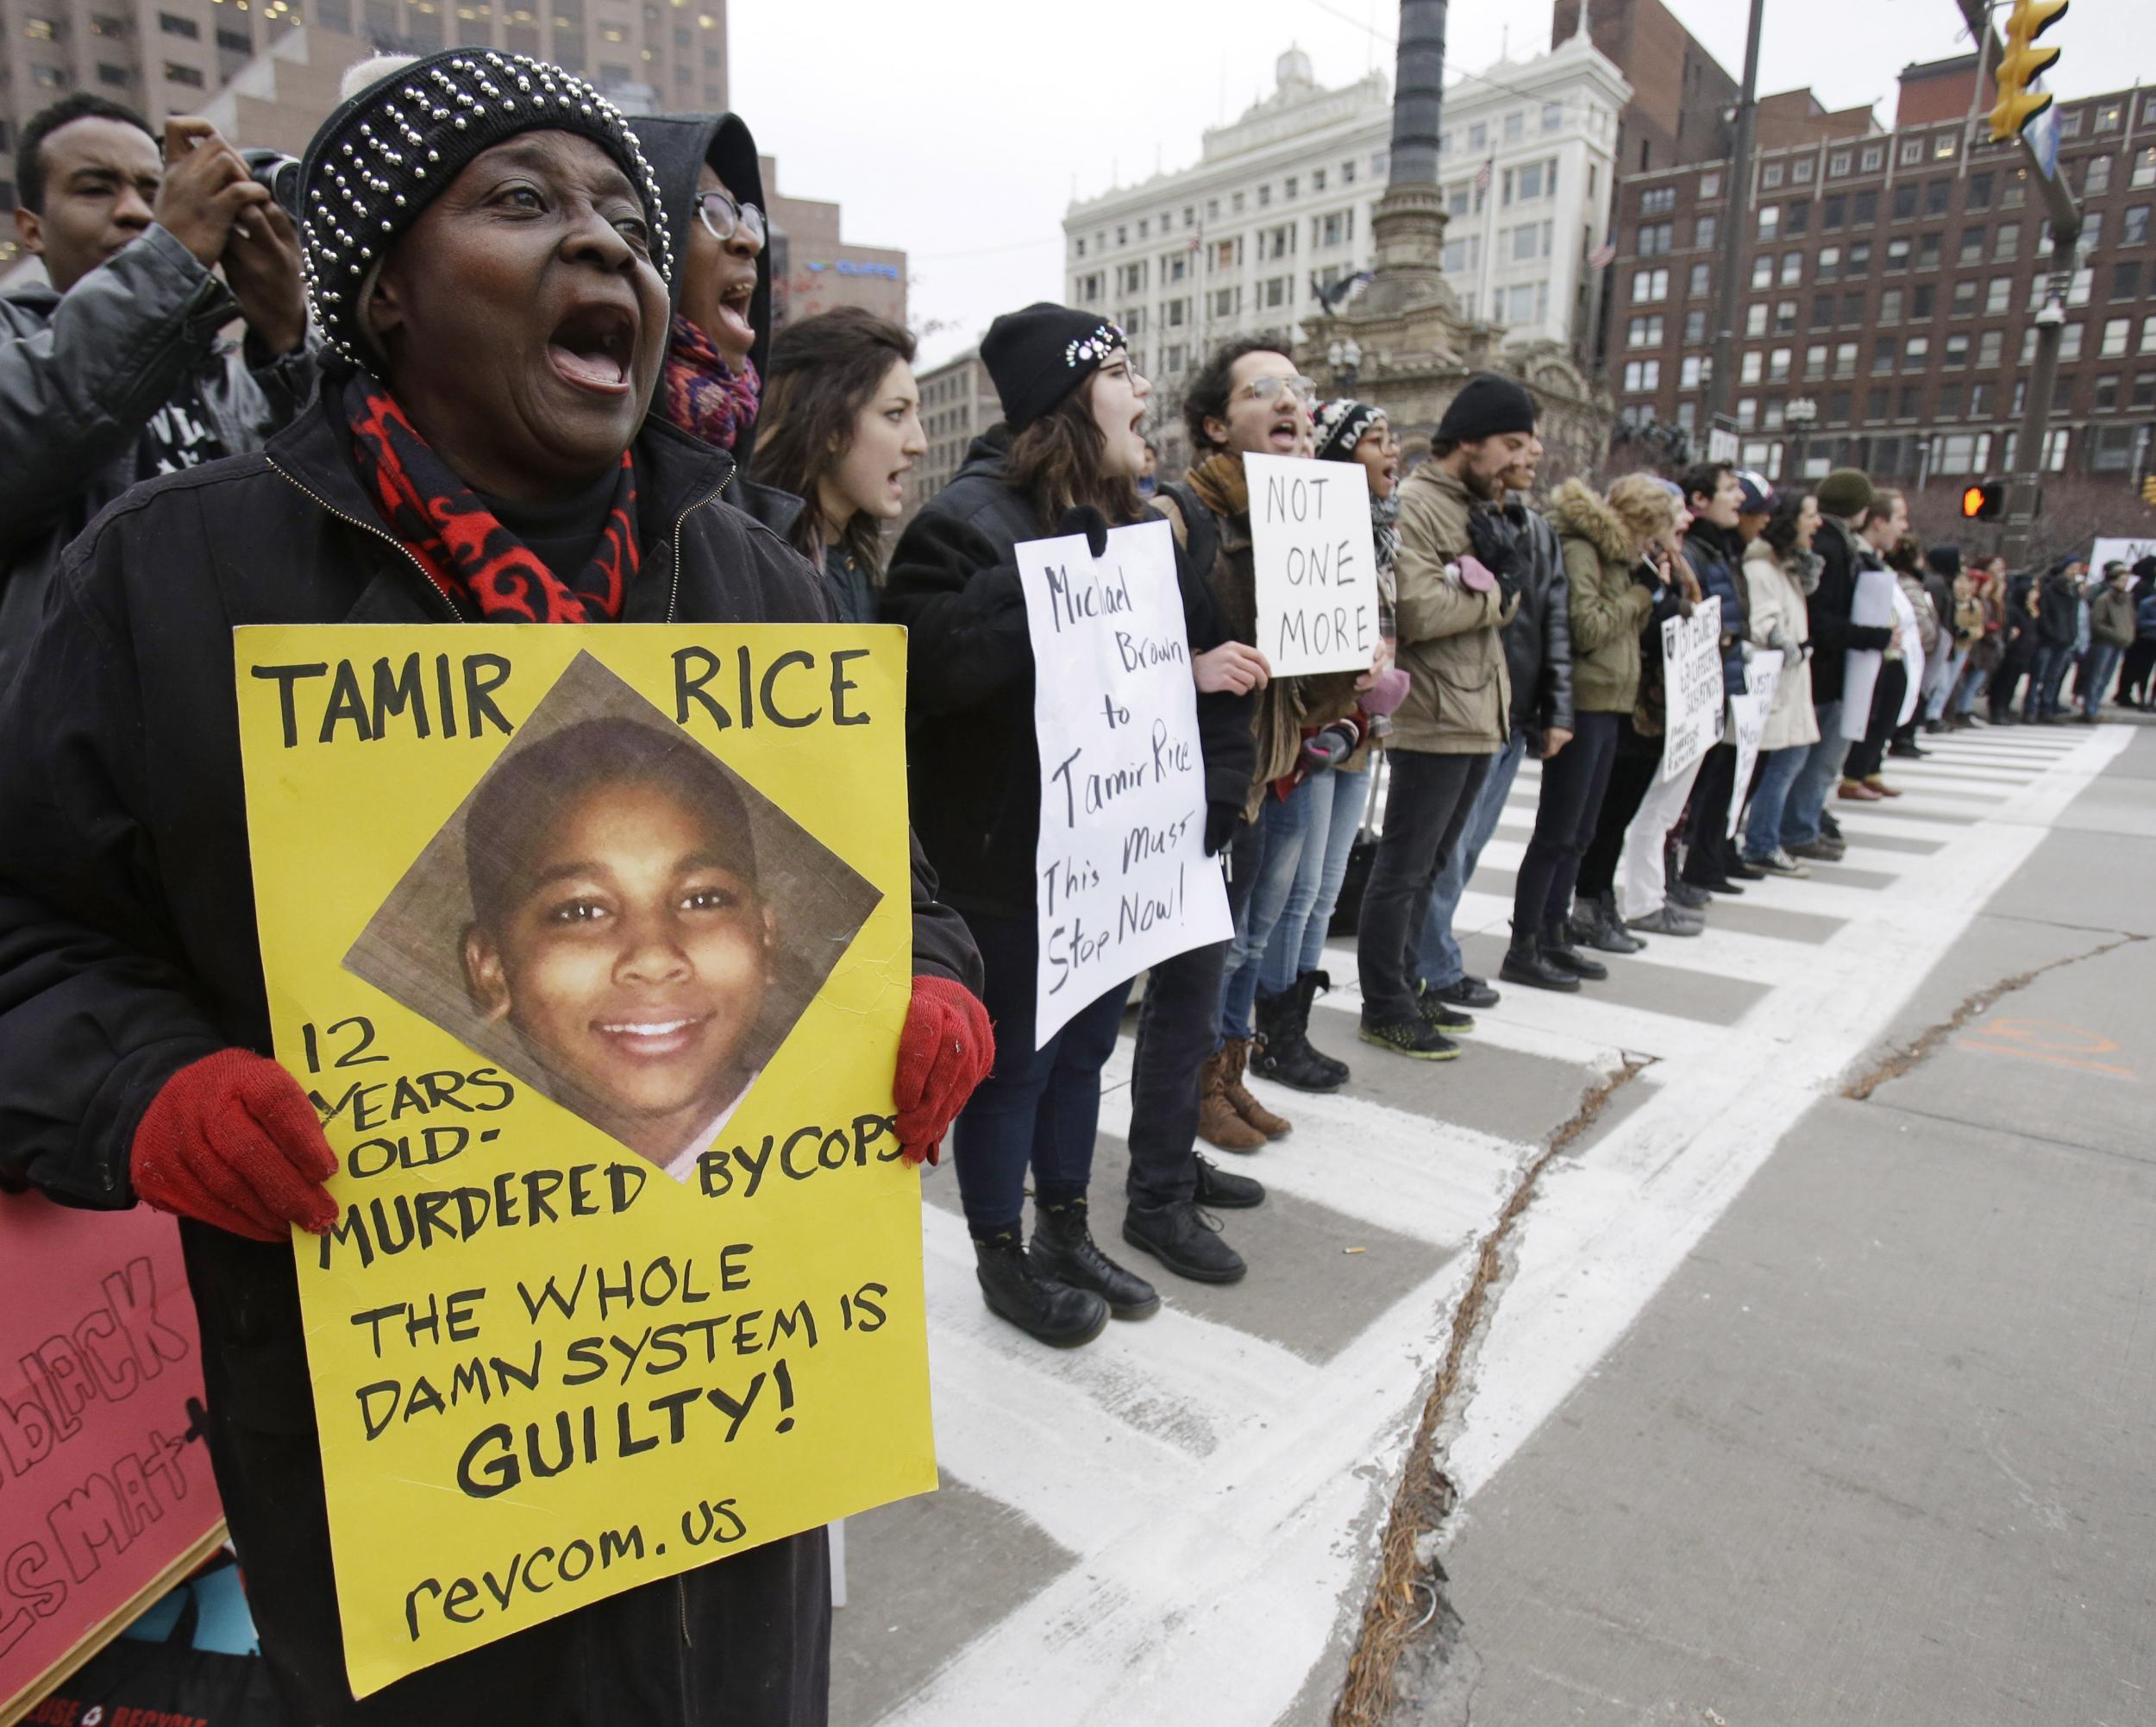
[
  {"x1": 0, "y1": 50, "x2": 988, "y2": 1726},
  {"x1": 628, "y1": 112, "x2": 770, "y2": 472},
  {"x1": 1673, "y1": 462, "x2": 1757, "y2": 895},
  {"x1": 755, "y1": 307, "x2": 927, "y2": 621},
  {"x1": 1, "y1": 94, "x2": 317, "y2": 688}
]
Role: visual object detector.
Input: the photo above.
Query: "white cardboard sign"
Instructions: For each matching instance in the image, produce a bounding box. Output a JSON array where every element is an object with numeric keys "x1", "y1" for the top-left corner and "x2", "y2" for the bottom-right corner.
[
  {"x1": 1659, "y1": 595, "x2": 1724, "y2": 784},
  {"x1": 1841, "y1": 565, "x2": 1898, "y2": 740},
  {"x1": 1726, "y1": 648, "x2": 1783, "y2": 839},
  {"x1": 1019, "y1": 518, "x2": 1233, "y2": 1046},
  {"x1": 2091, "y1": 537, "x2": 2156, "y2": 571},
  {"x1": 1244, "y1": 452, "x2": 1379, "y2": 675}
]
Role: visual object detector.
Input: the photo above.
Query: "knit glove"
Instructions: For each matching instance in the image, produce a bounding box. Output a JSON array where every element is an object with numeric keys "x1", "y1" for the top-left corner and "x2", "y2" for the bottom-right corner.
[
  {"x1": 130, "y1": 1049, "x2": 339, "y2": 1241},
  {"x1": 1465, "y1": 506, "x2": 1528, "y2": 606},
  {"x1": 1360, "y1": 665, "x2": 1411, "y2": 716},
  {"x1": 1055, "y1": 506, "x2": 1111, "y2": 560},
  {"x1": 893, "y1": 975, "x2": 995, "y2": 1168},
  {"x1": 1300, "y1": 718, "x2": 1364, "y2": 771},
  {"x1": 1205, "y1": 801, "x2": 1244, "y2": 857}
]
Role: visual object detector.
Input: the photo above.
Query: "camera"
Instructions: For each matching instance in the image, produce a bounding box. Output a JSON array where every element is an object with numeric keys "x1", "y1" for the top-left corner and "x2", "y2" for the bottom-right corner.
[{"x1": 242, "y1": 149, "x2": 304, "y2": 219}]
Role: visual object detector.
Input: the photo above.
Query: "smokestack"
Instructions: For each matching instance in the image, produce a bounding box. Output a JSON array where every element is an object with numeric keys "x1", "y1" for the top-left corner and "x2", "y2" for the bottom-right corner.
[{"x1": 1388, "y1": 0, "x2": 1450, "y2": 189}]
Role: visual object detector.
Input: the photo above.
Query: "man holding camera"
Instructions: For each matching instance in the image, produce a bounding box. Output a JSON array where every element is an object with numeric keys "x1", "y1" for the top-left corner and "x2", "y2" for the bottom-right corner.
[{"x1": 3, "y1": 96, "x2": 314, "y2": 687}]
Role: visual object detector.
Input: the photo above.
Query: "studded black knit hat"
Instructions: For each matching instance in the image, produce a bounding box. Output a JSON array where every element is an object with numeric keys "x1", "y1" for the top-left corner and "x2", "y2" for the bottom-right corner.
[
  {"x1": 299, "y1": 47, "x2": 672, "y2": 367},
  {"x1": 1313, "y1": 399, "x2": 1382, "y2": 464},
  {"x1": 981, "y1": 302, "x2": 1125, "y2": 431}
]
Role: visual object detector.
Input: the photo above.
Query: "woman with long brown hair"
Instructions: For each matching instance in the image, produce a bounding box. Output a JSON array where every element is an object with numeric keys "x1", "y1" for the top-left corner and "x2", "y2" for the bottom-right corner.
[
  {"x1": 881, "y1": 303, "x2": 1165, "y2": 1348},
  {"x1": 753, "y1": 305, "x2": 925, "y2": 621}
]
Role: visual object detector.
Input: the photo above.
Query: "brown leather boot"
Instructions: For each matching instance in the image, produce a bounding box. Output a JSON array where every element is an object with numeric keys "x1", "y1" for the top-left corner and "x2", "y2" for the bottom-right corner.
[
  {"x1": 1221, "y1": 1037, "x2": 1292, "y2": 1140},
  {"x1": 1197, "y1": 1046, "x2": 1268, "y2": 1152}
]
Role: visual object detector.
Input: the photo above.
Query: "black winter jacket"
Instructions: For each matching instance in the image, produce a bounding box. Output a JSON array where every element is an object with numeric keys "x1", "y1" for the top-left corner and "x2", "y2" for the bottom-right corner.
[
  {"x1": 2036, "y1": 573, "x2": 2083, "y2": 648},
  {"x1": 1807, "y1": 516, "x2": 1895, "y2": 705},
  {"x1": 1501, "y1": 506, "x2": 1574, "y2": 742},
  {"x1": 0, "y1": 395, "x2": 977, "y2": 1724},
  {"x1": 1682, "y1": 520, "x2": 1750, "y2": 696},
  {"x1": 0, "y1": 224, "x2": 321, "y2": 691},
  {"x1": 882, "y1": 432, "x2": 1257, "y2": 920}
]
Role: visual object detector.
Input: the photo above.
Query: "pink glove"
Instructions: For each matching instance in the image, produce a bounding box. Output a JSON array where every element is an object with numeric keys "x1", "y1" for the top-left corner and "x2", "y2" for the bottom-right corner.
[{"x1": 1362, "y1": 666, "x2": 1411, "y2": 717}]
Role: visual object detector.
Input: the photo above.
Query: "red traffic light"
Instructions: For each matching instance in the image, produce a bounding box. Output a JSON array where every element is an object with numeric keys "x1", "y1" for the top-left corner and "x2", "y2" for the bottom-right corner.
[{"x1": 1962, "y1": 479, "x2": 2007, "y2": 522}]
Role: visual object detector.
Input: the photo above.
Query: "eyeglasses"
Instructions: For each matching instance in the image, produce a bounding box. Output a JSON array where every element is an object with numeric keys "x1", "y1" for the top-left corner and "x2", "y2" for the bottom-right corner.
[
  {"x1": 695, "y1": 188, "x2": 767, "y2": 251},
  {"x1": 1232, "y1": 374, "x2": 1318, "y2": 405}
]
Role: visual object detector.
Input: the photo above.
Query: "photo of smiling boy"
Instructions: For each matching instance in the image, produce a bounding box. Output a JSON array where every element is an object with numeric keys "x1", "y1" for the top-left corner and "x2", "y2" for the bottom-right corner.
[{"x1": 461, "y1": 715, "x2": 774, "y2": 1178}]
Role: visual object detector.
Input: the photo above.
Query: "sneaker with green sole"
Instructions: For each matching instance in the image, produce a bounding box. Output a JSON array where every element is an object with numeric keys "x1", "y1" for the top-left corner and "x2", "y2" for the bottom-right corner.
[{"x1": 1358, "y1": 1019, "x2": 1461, "y2": 1061}]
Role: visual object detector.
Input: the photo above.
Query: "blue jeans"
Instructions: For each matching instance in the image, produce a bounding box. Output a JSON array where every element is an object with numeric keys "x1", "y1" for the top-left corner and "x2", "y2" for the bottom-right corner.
[
  {"x1": 1952, "y1": 657, "x2": 1989, "y2": 717},
  {"x1": 1417, "y1": 729, "x2": 1527, "y2": 989},
  {"x1": 2083, "y1": 641, "x2": 2125, "y2": 717},
  {"x1": 1261, "y1": 763, "x2": 1370, "y2": 994},
  {"x1": 1781, "y1": 699, "x2": 1847, "y2": 847},
  {"x1": 950, "y1": 912, "x2": 1133, "y2": 1237},
  {"x1": 1743, "y1": 744, "x2": 1808, "y2": 862},
  {"x1": 1219, "y1": 777, "x2": 1315, "y2": 1038},
  {"x1": 1924, "y1": 646, "x2": 1968, "y2": 722},
  {"x1": 2027, "y1": 642, "x2": 2072, "y2": 718}
]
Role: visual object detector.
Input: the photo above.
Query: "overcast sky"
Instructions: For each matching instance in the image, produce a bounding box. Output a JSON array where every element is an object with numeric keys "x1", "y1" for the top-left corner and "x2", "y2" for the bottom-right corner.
[{"x1": 734, "y1": 0, "x2": 2156, "y2": 370}]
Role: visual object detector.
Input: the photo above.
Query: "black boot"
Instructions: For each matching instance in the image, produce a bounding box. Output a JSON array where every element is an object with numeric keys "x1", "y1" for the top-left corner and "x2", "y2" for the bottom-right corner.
[
  {"x1": 1030, "y1": 1199, "x2": 1161, "y2": 1319},
  {"x1": 1250, "y1": 979, "x2": 1345, "y2": 1093},
  {"x1": 1542, "y1": 918, "x2": 1609, "y2": 981},
  {"x1": 1571, "y1": 894, "x2": 1640, "y2": 956},
  {"x1": 1193, "y1": 1153, "x2": 1266, "y2": 1209},
  {"x1": 1122, "y1": 1200, "x2": 1248, "y2": 1284},
  {"x1": 1500, "y1": 926, "x2": 1580, "y2": 992},
  {"x1": 975, "y1": 1232, "x2": 1108, "y2": 1347},
  {"x1": 1294, "y1": 971, "x2": 1352, "y2": 1084}
]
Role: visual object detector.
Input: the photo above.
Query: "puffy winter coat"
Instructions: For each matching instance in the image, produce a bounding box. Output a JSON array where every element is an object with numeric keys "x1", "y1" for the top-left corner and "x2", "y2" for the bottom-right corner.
[
  {"x1": 1501, "y1": 505, "x2": 1574, "y2": 744},
  {"x1": 883, "y1": 433, "x2": 1257, "y2": 915},
  {"x1": 2091, "y1": 582, "x2": 2136, "y2": 648},
  {"x1": 1742, "y1": 538, "x2": 1821, "y2": 751},
  {"x1": 1387, "y1": 462, "x2": 1516, "y2": 753},
  {"x1": 0, "y1": 224, "x2": 320, "y2": 690},
  {"x1": 1681, "y1": 519, "x2": 1749, "y2": 695},
  {"x1": 0, "y1": 395, "x2": 979, "y2": 1726},
  {"x1": 1547, "y1": 478, "x2": 1651, "y2": 715},
  {"x1": 1808, "y1": 517, "x2": 1896, "y2": 704}
]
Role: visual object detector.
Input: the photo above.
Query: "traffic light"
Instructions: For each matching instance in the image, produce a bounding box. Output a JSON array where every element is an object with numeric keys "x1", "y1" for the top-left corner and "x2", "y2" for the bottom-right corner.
[
  {"x1": 2141, "y1": 474, "x2": 2156, "y2": 506},
  {"x1": 1962, "y1": 479, "x2": 2008, "y2": 521},
  {"x1": 1991, "y1": 0, "x2": 2069, "y2": 143}
]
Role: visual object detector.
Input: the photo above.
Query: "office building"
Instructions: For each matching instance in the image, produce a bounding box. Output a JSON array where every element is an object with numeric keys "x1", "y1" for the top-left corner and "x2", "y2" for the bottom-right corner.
[{"x1": 1601, "y1": 62, "x2": 2156, "y2": 494}]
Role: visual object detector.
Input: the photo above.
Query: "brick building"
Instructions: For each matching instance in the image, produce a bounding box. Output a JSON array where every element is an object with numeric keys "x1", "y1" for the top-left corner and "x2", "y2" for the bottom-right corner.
[
  {"x1": 759, "y1": 152, "x2": 905, "y2": 336},
  {"x1": 1601, "y1": 66, "x2": 2156, "y2": 496},
  {"x1": 906, "y1": 344, "x2": 997, "y2": 520},
  {"x1": 1551, "y1": 0, "x2": 1736, "y2": 176}
]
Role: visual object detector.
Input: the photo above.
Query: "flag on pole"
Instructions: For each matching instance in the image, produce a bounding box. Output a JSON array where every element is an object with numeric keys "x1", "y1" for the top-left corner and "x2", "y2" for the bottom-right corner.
[
  {"x1": 1474, "y1": 158, "x2": 1494, "y2": 192},
  {"x1": 1588, "y1": 234, "x2": 1616, "y2": 269}
]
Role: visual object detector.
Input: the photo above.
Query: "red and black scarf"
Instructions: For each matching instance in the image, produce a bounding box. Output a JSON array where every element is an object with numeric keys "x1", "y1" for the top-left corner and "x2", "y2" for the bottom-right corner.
[
  {"x1": 344, "y1": 374, "x2": 639, "y2": 622},
  {"x1": 659, "y1": 313, "x2": 761, "y2": 455}
]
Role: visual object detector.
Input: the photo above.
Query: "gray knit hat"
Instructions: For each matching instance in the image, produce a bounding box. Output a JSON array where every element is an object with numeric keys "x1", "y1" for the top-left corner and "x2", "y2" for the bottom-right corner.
[{"x1": 299, "y1": 47, "x2": 671, "y2": 366}]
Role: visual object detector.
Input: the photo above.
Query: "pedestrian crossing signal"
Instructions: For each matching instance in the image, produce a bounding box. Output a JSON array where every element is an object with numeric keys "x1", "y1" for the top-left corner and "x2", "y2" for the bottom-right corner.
[{"x1": 1962, "y1": 479, "x2": 2007, "y2": 521}]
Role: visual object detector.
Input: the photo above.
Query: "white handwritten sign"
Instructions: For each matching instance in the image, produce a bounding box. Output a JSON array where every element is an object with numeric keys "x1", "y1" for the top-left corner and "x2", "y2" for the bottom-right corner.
[
  {"x1": 1244, "y1": 452, "x2": 1378, "y2": 675},
  {"x1": 2092, "y1": 537, "x2": 2156, "y2": 571},
  {"x1": 1725, "y1": 648, "x2": 1783, "y2": 838},
  {"x1": 1659, "y1": 595, "x2": 1724, "y2": 784},
  {"x1": 1019, "y1": 519, "x2": 1232, "y2": 1046}
]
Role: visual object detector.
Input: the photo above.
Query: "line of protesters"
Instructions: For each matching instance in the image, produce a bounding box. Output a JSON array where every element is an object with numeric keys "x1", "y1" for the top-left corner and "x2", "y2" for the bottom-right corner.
[{"x1": 2, "y1": 59, "x2": 2144, "y2": 1727}]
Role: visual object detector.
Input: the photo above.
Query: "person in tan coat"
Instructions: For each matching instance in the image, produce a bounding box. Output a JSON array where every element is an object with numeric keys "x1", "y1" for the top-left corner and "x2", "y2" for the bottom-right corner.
[
  {"x1": 1355, "y1": 374, "x2": 1532, "y2": 1058},
  {"x1": 1739, "y1": 490, "x2": 1823, "y2": 874}
]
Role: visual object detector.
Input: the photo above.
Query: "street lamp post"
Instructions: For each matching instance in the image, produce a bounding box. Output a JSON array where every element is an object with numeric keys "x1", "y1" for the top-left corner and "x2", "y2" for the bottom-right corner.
[
  {"x1": 1327, "y1": 336, "x2": 1363, "y2": 394},
  {"x1": 1784, "y1": 396, "x2": 1819, "y2": 486}
]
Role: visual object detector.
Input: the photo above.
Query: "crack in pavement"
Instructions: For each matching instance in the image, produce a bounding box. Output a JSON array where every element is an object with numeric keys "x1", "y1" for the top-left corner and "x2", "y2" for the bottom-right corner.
[
  {"x1": 1331, "y1": 1057, "x2": 1651, "y2": 1727},
  {"x1": 1840, "y1": 931, "x2": 2148, "y2": 1102}
]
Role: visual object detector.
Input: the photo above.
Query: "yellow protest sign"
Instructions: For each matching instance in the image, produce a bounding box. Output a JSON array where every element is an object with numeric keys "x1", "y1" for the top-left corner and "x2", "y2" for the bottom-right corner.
[{"x1": 234, "y1": 626, "x2": 929, "y2": 1699}]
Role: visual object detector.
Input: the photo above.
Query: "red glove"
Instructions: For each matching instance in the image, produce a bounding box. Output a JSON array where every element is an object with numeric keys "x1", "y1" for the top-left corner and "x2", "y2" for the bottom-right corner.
[
  {"x1": 131, "y1": 1049, "x2": 339, "y2": 1241},
  {"x1": 893, "y1": 975, "x2": 995, "y2": 1168}
]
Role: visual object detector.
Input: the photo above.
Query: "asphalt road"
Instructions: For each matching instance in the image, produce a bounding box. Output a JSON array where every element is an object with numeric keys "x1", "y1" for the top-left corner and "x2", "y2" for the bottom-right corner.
[{"x1": 830, "y1": 714, "x2": 2150, "y2": 1727}]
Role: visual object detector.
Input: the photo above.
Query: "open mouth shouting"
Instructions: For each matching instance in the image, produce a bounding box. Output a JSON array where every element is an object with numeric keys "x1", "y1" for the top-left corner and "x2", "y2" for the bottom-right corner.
[
  {"x1": 714, "y1": 275, "x2": 756, "y2": 349},
  {"x1": 1267, "y1": 410, "x2": 1303, "y2": 453},
  {"x1": 548, "y1": 298, "x2": 638, "y2": 395}
]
